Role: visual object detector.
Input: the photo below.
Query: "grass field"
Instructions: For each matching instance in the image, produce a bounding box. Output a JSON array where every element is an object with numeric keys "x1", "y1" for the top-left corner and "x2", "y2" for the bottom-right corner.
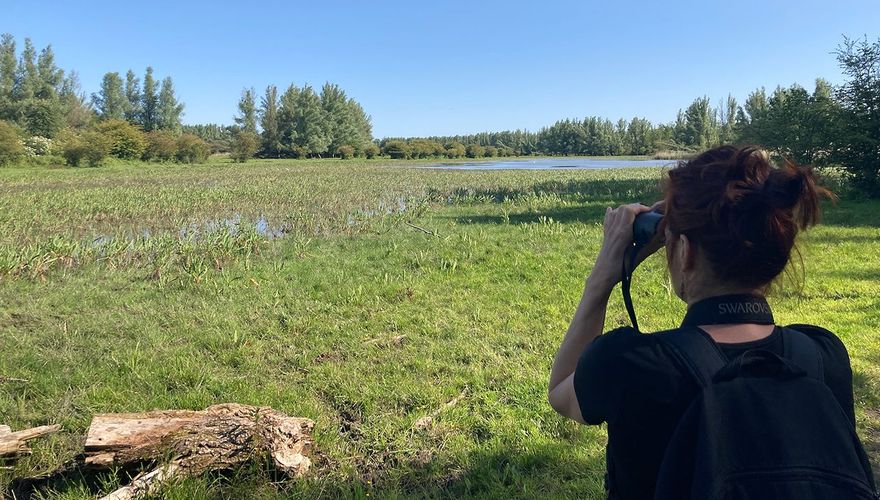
[{"x1": 0, "y1": 158, "x2": 878, "y2": 499}]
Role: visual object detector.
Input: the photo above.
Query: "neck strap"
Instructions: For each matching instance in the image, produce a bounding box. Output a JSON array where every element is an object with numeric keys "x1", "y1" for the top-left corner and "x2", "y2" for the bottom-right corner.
[{"x1": 681, "y1": 294, "x2": 774, "y2": 327}]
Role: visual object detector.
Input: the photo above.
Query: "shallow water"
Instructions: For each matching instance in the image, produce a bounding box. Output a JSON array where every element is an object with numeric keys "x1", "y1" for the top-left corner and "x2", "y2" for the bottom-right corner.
[{"x1": 425, "y1": 158, "x2": 677, "y2": 170}]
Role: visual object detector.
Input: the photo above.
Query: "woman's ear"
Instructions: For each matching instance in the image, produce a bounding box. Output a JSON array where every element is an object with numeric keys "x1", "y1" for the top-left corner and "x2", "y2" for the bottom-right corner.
[{"x1": 679, "y1": 234, "x2": 696, "y2": 271}]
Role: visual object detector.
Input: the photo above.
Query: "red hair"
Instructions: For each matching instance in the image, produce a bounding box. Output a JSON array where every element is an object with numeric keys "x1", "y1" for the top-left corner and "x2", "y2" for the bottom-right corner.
[{"x1": 663, "y1": 145, "x2": 834, "y2": 289}]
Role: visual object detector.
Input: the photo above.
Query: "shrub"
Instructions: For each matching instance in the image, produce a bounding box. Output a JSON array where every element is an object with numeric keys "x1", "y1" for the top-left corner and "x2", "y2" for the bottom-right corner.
[
  {"x1": 465, "y1": 144, "x2": 485, "y2": 158},
  {"x1": 95, "y1": 119, "x2": 147, "y2": 160},
  {"x1": 291, "y1": 145, "x2": 309, "y2": 159},
  {"x1": 409, "y1": 139, "x2": 443, "y2": 159},
  {"x1": 0, "y1": 120, "x2": 25, "y2": 166},
  {"x1": 483, "y1": 146, "x2": 498, "y2": 158},
  {"x1": 143, "y1": 131, "x2": 177, "y2": 162},
  {"x1": 382, "y1": 140, "x2": 410, "y2": 159},
  {"x1": 24, "y1": 136, "x2": 53, "y2": 156},
  {"x1": 59, "y1": 128, "x2": 111, "y2": 167},
  {"x1": 445, "y1": 142, "x2": 466, "y2": 158},
  {"x1": 175, "y1": 133, "x2": 210, "y2": 164},
  {"x1": 230, "y1": 130, "x2": 259, "y2": 163},
  {"x1": 338, "y1": 144, "x2": 355, "y2": 159},
  {"x1": 363, "y1": 143, "x2": 380, "y2": 159}
]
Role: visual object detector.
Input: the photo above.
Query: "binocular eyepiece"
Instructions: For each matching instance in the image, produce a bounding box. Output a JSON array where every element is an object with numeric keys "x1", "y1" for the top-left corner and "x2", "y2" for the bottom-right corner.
[{"x1": 633, "y1": 210, "x2": 664, "y2": 253}]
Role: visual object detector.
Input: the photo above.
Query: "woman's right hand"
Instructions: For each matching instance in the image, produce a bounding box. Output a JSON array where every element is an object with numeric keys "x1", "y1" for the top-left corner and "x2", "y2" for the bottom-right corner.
[{"x1": 588, "y1": 201, "x2": 664, "y2": 288}]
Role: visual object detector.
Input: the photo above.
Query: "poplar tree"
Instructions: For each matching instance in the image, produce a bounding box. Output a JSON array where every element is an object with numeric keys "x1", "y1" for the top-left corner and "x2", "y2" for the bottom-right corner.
[
  {"x1": 0, "y1": 34, "x2": 16, "y2": 121},
  {"x1": 234, "y1": 87, "x2": 257, "y2": 133},
  {"x1": 141, "y1": 67, "x2": 158, "y2": 131},
  {"x1": 157, "y1": 76, "x2": 183, "y2": 132},
  {"x1": 277, "y1": 84, "x2": 300, "y2": 153},
  {"x1": 259, "y1": 85, "x2": 281, "y2": 156},
  {"x1": 35, "y1": 45, "x2": 62, "y2": 99},
  {"x1": 320, "y1": 82, "x2": 347, "y2": 155},
  {"x1": 296, "y1": 85, "x2": 328, "y2": 156},
  {"x1": 93, "y1": 72, "x2": 126, "y2": 120},
  {"x1": 124, "y1": 69, "x2": 141, "y2": 124},
  {"x1": 14, "y1": 38, "x2": 38, "y2": 101},
  {"x1": 59, "y1": 71, "x2": 93, "y2": 129}
]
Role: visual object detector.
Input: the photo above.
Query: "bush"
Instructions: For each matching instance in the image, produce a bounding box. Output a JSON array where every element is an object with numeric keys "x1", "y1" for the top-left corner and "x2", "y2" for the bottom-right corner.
[
  {"x1": 445, "y1": 142, "x2": 466, "y2": 158},
  {"x1": 230, "y1": 130, "x2": 259, "y2": 163},
  {"x1": 59, "y1": 128, "x2": 111, "y2": 167},
  {"x1": 24, "y1": 136, "x2": 53, "y2": 156},
  {"x1": 95, "y1": 119, "x2": 147, "y2": 160},
  {"x1": 465, "y1": 144, "x2": 485, "y2": 158},
  {"x1": 175, "y1": 133, "x2": 210, "y2": 164},
  {"x1": 483, "y1": 146, "x2": 498, "y2": 158},
  {"x1": 338, "y1": 144, "x2": 355, "y2": 159},
  {"x1": 363, "y1": 143, "x2": 380, "y2": 159},
  {"x1": 143, "y1": 131, "x2": 177, "y2": 162},
  {"x1": 382, "y1": 140, "x2": 410, "y2": 159},
  {"x1": 0, "y1": 121, "x2": 25, "y2": 166}
]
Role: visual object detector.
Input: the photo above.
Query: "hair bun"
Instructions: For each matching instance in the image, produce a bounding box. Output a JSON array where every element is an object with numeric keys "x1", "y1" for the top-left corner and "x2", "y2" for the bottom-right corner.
[{"x1": 663, "y1": 145, "x2": 834, "y2": 290}]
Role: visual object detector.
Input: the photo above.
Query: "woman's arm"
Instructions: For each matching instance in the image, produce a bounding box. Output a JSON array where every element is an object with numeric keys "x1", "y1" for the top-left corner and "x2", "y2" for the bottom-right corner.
[{"x1": 548, "y1": 203, "x2": 655, "y2": 423}]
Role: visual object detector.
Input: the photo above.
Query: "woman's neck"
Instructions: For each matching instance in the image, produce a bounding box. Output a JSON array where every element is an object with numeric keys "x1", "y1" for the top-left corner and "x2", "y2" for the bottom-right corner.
[{"x1": 685, "y1": 284, "x2": 765, "y2": 307}]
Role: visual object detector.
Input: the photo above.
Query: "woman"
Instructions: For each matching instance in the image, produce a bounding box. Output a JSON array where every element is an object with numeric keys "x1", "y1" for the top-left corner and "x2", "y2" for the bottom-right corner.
[{"x1": 547, "y1": 145, "x2": 860, "y2": 498}]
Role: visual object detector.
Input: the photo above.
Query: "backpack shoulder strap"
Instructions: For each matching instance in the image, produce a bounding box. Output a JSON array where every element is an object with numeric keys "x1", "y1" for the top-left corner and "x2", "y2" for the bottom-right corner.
[
  {"x1": 781, "y1": 325, "x2": 825, "y2": 381},
  {"x1": 654, "y1": 327, "x2": 728, "y2": 388}
]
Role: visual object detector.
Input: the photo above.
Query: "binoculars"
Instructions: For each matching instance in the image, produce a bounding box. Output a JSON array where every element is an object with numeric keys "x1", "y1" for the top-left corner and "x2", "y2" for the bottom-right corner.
[
  {"x1": 632, "y1": 210, "x2": 664, "y2": 261},
  {"x1": 623, "y1": 209, "x2": 664, "y2": 333}
]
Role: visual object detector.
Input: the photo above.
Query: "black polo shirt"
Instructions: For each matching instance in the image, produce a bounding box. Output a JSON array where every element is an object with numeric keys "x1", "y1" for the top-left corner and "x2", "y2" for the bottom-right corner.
[{"x1": 573, "y1": 325, "x2": 854, "y2": 500}]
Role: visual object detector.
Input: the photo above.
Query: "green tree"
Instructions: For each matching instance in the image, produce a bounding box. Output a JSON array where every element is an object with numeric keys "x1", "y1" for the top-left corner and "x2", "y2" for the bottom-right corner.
[
  {"x1": 295, "y1": 85, "x2": 328, "y2": 156},
  {"x1": 230, "y1": 129, "x2": 259, "y2": 162},
  {"x1": 59, "y1": 128, "x2": 110, "y2": 167},
  {"x1": 35, "y1": 45, "x2": 62, "y2": 100},
  {"x1": 23, "y1": 99, "x2": 63, "y2": 138},
  {"x1": 93, "y1": 72, "x2": 126, "y2": 120},
  {"x1": 445, "y1": 142, "x2": 466, "y2": 158},
  {"x1": 0, "y1": 119, "x2": 24, "y2": 166},
  {"x1": 719, "y1": 95, "x2": 739, "y2": 144},
  {"x1": 834, "y1": 36, "x2": 880, "y2": 195},
  {"x1": 277, "y1": 84, "x2": 300, "y2": 154},
  {"x1": 124, "y1": 70, "x2": 141, "y2": 124},
  {"x1": 157, "y1": 77, "x2": 183, "y2": 132},
  {"x1": 0, "y1": 34, "x2": 15, "y2": 104},
  {"x1": 466, "y1": 143, "x2": 485, "y2": 158},
  {"x1": 363, "y1": 143, "x2": 380, "y2": 159},
  {"x1": 59, "y1": 71, "x2": 93, "y2": 129},
  {"x1": 234, "y1": 87, "x2": 257, "y2": 133},
  {"x1": 14, "y1": 38, "x2": 38, "y2": 102},
  {"x1": 259, "y1": 85, "x2": 281, "y2": 156},
  {"x1": 382, "y1": 140, "x2": 410, "y2": 159},
  {"x1": 95, "y1": 119, "x2": 146, "y2": 159},
  {"x1": 175, "y1": 133, "x2": 209, "y2": 163},
  {"x1": 143, "y1": 130, "x2": 177, "y2": 161},
  {"x1": 141, "y1": 67, "x2": 158, "y2": 131},
  {"x1": 682, "y1": 96, "x2": 719, "y2": 148}
]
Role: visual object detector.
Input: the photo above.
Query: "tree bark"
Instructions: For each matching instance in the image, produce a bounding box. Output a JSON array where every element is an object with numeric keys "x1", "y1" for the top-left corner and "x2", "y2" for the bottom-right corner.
[
  {"x1": 0, "y1": 424, "x2": 61, "y2": 457},
  {"x1": 83, "y1": 403, "x2": 314, "y2": 500}
]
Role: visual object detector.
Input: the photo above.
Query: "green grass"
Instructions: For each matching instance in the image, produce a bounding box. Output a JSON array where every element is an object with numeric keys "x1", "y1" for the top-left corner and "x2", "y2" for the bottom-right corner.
[{"x1": 0, "y1": 159, "x2": 878, "y2": 498}]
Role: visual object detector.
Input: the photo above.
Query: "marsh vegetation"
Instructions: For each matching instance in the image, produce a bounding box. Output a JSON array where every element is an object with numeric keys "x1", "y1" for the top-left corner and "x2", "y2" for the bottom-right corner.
[{"x1": 1, "y1": 159, "x2": 878, "y2": 498}]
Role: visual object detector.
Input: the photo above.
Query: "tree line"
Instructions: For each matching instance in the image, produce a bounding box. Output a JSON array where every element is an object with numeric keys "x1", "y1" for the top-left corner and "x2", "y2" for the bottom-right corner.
[
  {"x1": 0, "y1": 34, "x2": 209, "y2": 167},
  {"x1": 228, "y1": 83, "x2": 374, "y2": 161},
  {"x1": 383, "y1": 36, "x2": 879, "y2": 194}
]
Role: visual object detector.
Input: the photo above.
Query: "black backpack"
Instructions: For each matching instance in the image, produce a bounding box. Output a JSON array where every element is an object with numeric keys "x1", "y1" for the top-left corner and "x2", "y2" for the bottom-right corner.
[{"x1": 652, "y1": 325, "x2": 878, "y2": 500}]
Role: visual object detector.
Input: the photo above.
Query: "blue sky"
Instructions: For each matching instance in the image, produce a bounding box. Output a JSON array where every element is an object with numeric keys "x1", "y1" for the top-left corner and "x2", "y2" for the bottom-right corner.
[{"x1": 6, "y1": 0, "x2": 879, "y2": 137}]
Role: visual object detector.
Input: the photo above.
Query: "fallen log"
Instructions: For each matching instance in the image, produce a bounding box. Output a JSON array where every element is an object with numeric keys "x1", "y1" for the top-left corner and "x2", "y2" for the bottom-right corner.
[
  {"x1": 83, "y1": 403, "x2": 314, "y2": 500},
  {"x1": 0, "y1": 424, "x2": 61, "y2": 457}
]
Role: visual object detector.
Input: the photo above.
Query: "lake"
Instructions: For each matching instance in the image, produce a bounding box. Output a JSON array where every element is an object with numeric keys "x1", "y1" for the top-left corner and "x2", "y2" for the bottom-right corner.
[{"x1": 425, "y1": 157, "x2": 678, "y2": 170}]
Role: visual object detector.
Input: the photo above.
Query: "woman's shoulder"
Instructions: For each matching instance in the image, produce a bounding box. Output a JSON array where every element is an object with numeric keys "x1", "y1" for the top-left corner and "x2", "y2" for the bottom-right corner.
[
  {"x1": 784, "y1": 323, "x2": 851, "y2": 360},
  {"x1": 582, "y1": 326, "x2": 682, "y2": 374}
]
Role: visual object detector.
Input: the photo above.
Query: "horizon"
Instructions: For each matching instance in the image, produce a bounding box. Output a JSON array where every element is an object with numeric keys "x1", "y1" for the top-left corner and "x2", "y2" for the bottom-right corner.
[{"x1": 7, "y1": 0, "x2": 880, "y2": 138}]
